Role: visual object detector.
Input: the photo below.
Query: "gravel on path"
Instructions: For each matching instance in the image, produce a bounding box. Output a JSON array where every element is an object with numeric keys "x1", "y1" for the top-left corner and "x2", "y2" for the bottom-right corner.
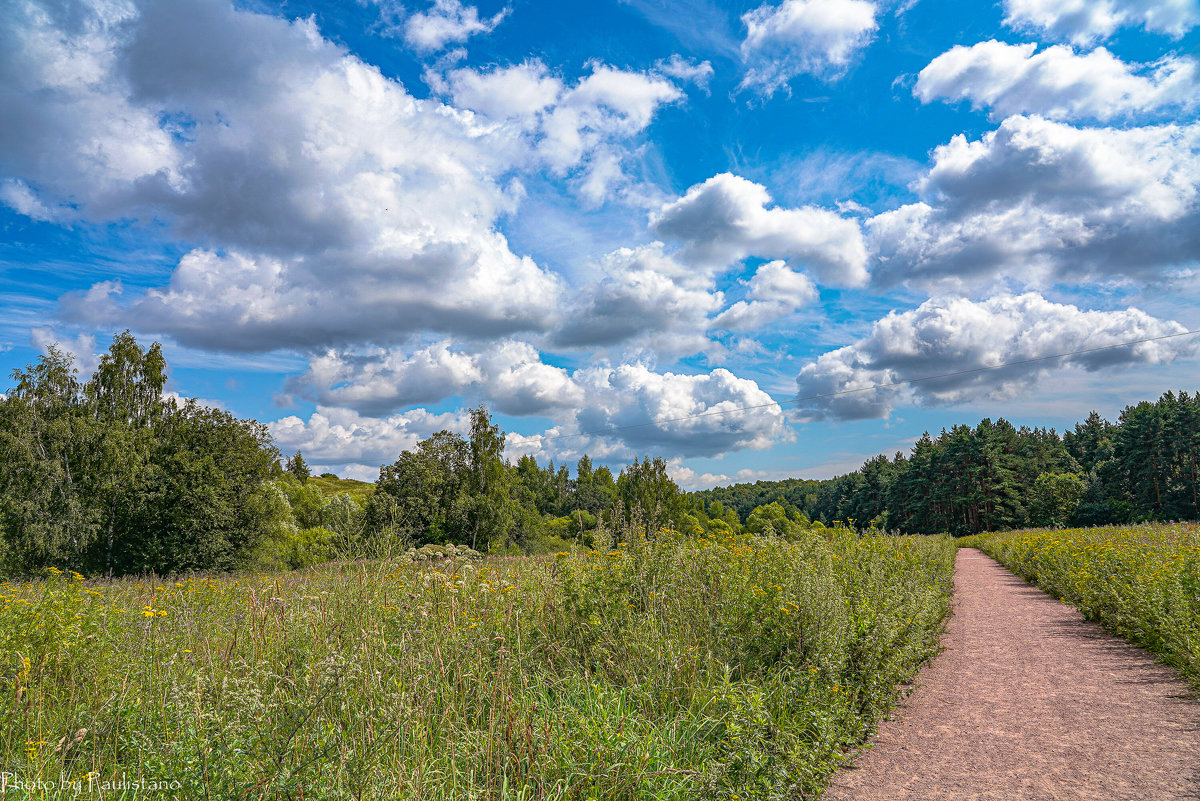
[{"x1": 825, "y1": 548, "x2": 1200, "y2": 801}]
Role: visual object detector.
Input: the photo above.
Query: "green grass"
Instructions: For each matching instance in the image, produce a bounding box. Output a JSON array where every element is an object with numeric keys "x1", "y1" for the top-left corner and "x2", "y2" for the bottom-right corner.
[
  {"x1": 961, "y1": 523, "x2": 1200, "y2": 690},
  {"x1": 0, "y1": 529, "x2": 954, "y2": 799},
  {"x1": 307, "y1": 474, "x2": 374, "y2": 502}
]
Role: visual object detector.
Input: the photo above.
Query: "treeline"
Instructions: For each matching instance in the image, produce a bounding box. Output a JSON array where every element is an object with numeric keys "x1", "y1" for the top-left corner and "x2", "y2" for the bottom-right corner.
[
  {"x1": 360, "y1": 411, "x2": 741, "y2": 555},
  {"x1": 6, "y1": 332, "x2": 1192, "y2": 574},
  {"x1": 694, "y1": 392, "x2": 1200, "y2": 535},
  {"x1": 0, "y1": 334, "x2": 738, "y2": 576}
]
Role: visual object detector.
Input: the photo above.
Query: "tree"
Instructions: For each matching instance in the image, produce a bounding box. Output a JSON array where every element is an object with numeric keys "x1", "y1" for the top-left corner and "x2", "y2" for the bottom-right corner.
[
  {"x1": 464, "y1": 405, "x2": 516, "y2": 550},
  {"x1": 285, "y1": 451, "x2": 311, "y2": 482},
  {"x1": 83, "y1": 331, "x2": 168, "y2": 574},
  {"x1": 0, "y1": 346, "x2": 96, "y2": 570},
  {"x1": 1028, "y1": 472, "x2": 1086, "y2": 528},
  {"x1": 366, "y1": 431, "x2": 470, "y2": 546},
  {"x1": 614, "y1": 456, "x2": 685, "y2": 535}
]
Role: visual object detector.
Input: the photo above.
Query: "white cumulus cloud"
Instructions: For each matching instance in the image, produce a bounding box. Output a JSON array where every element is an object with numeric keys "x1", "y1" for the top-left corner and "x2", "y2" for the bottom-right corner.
[
  {"x1": 869, "y1": 115, "x2": 1200, "y2": 289},
  {"x1": 553, "y1": 244, "x2": 724, "y2": 355},
  {"x1": 711, "y1": 260, "x2": 818, "y2": 330},
  {"x1": 403, "y1": 0, "x2": 508, "y2": 52},
  {"x1": 269, "y1": 406, "x2": 469, "y2": 466},
  {"x1": 4, "y1": 0, "x2": 568, "y2": 351},
  {"x1": 651, "y1": 173, "x2": 869, "y2": 285},
  {"x1": 916, "y1": 41, "x2": 1199, "y2": 121},
  {"x1": 1003, "y1": 0, "x2": 1200, "y2": 44},
  {"x1": 444, "y1": 60, "x2": 684, "y2": 204},
  {"x1": 739, "y1": 0, "x2": 879, "y2": 95},
  {"x1": 287, "y1": 340, "x2": 584, "y2": 417},
  {"x1": 794, "y1": 294, "x2": 1195, "y2": 420}
]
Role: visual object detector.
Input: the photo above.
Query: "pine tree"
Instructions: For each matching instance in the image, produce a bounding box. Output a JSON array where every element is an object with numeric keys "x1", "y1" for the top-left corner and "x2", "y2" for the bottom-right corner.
[{"x1": 285, "y1": 451, "x2": 311, "y2": 482}]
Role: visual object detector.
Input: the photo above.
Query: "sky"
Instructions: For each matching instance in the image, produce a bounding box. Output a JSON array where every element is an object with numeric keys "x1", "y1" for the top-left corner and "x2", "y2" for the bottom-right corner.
[{"x1": 2, "y1": 0, "x2": 1199, "y2": 488}]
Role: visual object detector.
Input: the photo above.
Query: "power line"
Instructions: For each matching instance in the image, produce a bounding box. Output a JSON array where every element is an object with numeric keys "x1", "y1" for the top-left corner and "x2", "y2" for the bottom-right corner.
[{"x1": 536, "y1": 328, "x2": 1200, "y2": 442}]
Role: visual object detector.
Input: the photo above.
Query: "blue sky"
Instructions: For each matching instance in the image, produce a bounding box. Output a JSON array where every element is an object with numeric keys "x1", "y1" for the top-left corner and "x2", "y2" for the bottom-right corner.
[{"x1": 2, "y1": 0, "x2": 1199, "y2": 487}]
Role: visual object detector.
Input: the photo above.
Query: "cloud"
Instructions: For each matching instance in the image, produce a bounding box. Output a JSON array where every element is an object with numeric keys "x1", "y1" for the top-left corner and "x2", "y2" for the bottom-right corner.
[
  {"x1": 403, "y1": 0, "x2": 509, "y2": 52},
  {"x1": 553, "y1": 244, "x2": 723, "y2": 354},
  {"x1": 651, "y1": 173, "x2": 869, "y2": 284},
  {"x1": 1003, "y1": 0, "x2": 1200, "y2": 44},
  {"x1": 443, "y1": 60, "x2": 684, "y2": 204},
  {"x1": 284, "y1": 357, "x2": 792, "y2": 463},
  {"x1": 739, "y1": 0, "x2": 878, "y2": 95},
  {"x1": 711, "y1": 260, "x2": 818, "y2": 330},
  {"x1": 514, "y1": 364, "x2": 793, "y2": 460},
  {"x1": 0, "y1": 179, "x2": 67, "y2": 222},
  {"x1": 869, "y1": 115, "x2": 1200, "y2": 289},
  {"x1": 30, "y1": 327, "x2": 100, "y2": 376},
  {"x1": 667, "y1": 461, "x2": 778, "y2": 491},
  {"x1": 0, "y1": 0, "x2": 183, "y2": 216},
  {"x1": 654, "y1": 55, "x2": 715, "y2": 91},
  {"x1": 4, "y1": 0, "x2": 579, "y2": 352},
  {"x1": 618, "y1": 0, "x2": 740, "y2": 58},
  {"x1": 268, "y1": 405, "x2": 468, "y2": 465},
  {"x1": 537, "y1": 64, "x2": 683, "y2": 174},
  {"x1": 447, "y1": 60, "x2": 562, "y2": 119},
  {"x1": 916, "y1": 41, "x2": 1199, "y2": 122},
  {"x1": 287, "y1": 339, "x2": 584, "y2": 417},
  {"x1": 794, "y1": 293, "x2": 1195, "y2": 420}
]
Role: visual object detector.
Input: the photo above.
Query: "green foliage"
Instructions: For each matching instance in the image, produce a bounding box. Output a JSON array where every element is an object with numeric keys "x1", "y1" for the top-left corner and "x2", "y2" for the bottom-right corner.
[
  {"x1": 365, "y1": 430, "x2": 471, "y2": 548},
  {"x1": 963, "y1": 523, "x2": 1200, "y2": 689},
  {"x1": 693, "y1": 478, "x2": 823, "y2": 523},
  {"x1": 0, "y1": 530, "x2": 954, "y2": 799},
  {"x1": 1028, "y1": 472, "x2": 1086, "y2": 528},
  {"x1": 699, "y1": 390, "x2": 1200, "y2": 536},
  {"x1": 0, "y1": 333, "x2": 280, "y2": 576},
  {"x1": 612, "y1": 456, "x2": 687, "y2": 535},
  {"x1": 285, "y1": 450, "x2": 311, "y2": 482}
]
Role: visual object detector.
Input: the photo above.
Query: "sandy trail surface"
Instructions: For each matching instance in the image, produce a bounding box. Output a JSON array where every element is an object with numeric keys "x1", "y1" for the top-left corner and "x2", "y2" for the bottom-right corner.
[{"x1": 825, "y1": 548, "x2": 1200, "y2": 801}]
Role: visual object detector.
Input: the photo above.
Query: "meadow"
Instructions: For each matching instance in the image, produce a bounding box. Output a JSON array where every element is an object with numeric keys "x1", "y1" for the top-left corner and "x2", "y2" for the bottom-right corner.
[
  {"x1": 1, "y1": 529, "x2": 954, "y2": 800},
  {"x1": 962, "y1": 523, "x2": 1200, "y2": 689}
]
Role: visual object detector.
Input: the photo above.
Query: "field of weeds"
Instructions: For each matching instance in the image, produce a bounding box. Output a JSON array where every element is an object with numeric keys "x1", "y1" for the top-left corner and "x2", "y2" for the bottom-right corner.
[
  {"x1": 962, "y1": 523, "x2": 1200, "y2": 689},
  {"x1": 1, "y1": 529, "x2": 953, "y2": 800}
]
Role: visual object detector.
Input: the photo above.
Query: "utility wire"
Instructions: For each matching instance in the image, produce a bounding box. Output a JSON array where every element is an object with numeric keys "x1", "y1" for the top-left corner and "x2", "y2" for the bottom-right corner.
[{"x1": 536, "y1": 328, "x2": 1200, "y2": 442}]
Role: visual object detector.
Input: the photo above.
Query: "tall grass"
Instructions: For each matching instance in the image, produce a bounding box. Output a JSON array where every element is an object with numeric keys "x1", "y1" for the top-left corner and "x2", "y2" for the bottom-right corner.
[
  {"x1": 1, "y1": 529, "x2": 953, "y2": 799},
  {"x1": 961, "y1": 523, "x2": 1200, "y2": 689}
]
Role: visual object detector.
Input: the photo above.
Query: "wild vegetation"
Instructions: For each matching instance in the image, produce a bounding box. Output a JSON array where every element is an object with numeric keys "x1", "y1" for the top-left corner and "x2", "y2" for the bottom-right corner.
[
  {"x1": 961, "y1": 523, "x2": 1200, "y2": 690},
  {"x1": 696, "y1": 393, "x2": 1200, "y2": 536},
  {"x1": 0, "y1": 528, "x2": 954, "y2": 799}
]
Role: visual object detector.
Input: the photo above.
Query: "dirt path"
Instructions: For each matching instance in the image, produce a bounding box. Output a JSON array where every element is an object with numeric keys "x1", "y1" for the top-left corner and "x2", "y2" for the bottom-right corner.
[{"x1": 825, "y1": 548, "x2": 1200, "y2": 801}]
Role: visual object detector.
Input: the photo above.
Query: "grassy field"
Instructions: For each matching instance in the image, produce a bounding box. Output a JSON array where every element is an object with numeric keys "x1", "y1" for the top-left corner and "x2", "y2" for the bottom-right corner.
[
  {"x1": 0, "y1": 529, "x2": 953, "y2": 800},
  {"x1": 306, "y1": 474, "x2": 375, "y2": 503},
  {"x1": 961, "y1": 523, "x2": 1200, "y2": 689}
]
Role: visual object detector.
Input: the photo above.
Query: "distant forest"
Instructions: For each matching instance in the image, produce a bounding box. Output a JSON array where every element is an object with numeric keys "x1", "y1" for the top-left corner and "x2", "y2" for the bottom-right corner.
[
  {"x1": 694, "y1": 391, "x2": 1200, "y2": 535},
  {"x1": 1, "y1": 332, "x2": 1196, "y2": 576}
]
